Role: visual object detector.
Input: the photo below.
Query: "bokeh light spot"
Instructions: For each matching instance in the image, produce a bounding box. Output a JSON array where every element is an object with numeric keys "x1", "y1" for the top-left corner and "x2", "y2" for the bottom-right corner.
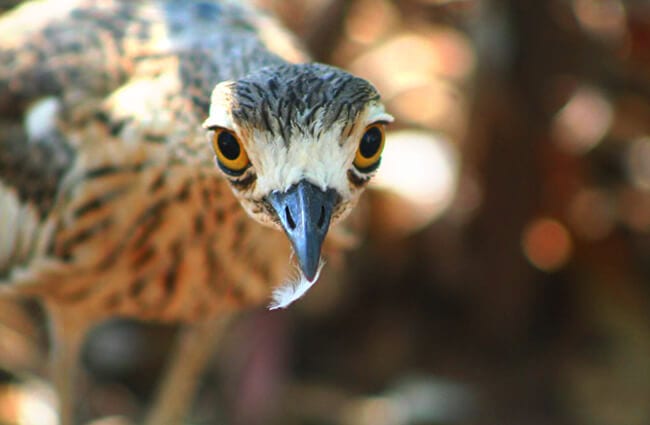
[
  {"x1": 344, "y1": 0, "x2": 398, "y2": 45},
  {"x1": 388, "y1": 82, "x2": 465, "y2": 132},
  {"x1": 522, "y1": 218, "x2": 573, "y2": 272},
  {"x1": 551, "y1": 85, "x2": 612, "y2": 154},
  {"x1": 349, "y1": 29, "x2": 475, "y2": 98},
  {"x1": 0, "y1": 379, "x2": 57, "y2": 425},
  {"x1": 572, "y1": 0, "x2": 627, "y2": 41},
  {"x1": 371, "y1": 130, "x2": 459, "y2": 234}
]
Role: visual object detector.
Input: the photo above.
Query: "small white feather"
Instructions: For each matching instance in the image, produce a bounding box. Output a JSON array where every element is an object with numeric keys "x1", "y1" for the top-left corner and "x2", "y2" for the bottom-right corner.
[{"x1": 268, "y1": 259, "x2": 325, "y2": 310}]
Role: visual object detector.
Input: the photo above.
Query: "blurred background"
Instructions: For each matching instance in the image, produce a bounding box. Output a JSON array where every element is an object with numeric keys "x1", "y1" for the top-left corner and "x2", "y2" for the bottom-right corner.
[{"x1": 2, "y1": 0, "x2": 650, "y2": 424}]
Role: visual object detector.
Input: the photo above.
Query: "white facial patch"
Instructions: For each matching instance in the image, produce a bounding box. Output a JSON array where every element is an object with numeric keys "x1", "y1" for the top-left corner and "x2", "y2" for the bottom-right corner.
[{"x1": 247, "y1": 123, "x2": 359, "y2": 200}]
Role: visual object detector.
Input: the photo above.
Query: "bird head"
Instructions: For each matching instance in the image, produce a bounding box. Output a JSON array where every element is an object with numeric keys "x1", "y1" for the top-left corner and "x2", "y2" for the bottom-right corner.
[{"x1": 203, "y1": 63, "x2": 393, "y2": 285}]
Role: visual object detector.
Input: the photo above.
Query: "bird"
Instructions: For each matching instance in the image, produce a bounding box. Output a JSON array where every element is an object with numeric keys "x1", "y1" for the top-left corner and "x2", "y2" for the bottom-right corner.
[{"x1": 0, "y1": 0, "x2": 393, "y2": 423}]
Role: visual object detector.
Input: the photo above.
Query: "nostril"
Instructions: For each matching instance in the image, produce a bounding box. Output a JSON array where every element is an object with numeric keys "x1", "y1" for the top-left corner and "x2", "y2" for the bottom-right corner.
[
  {"x1": 285, "y1": 206, "x2": 296, "y2": 230},
  {"x1": 317, "y1": 205, "x2": 326, "y2": 229}
]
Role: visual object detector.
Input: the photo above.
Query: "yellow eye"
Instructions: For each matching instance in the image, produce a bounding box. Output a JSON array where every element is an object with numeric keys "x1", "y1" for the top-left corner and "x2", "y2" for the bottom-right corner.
[
  {"x1": 211, "y1": 129, "x2": 250, "y2": 175},
  {"x1": 354, "y1": 124, "x2": 385, "y2": 172}
]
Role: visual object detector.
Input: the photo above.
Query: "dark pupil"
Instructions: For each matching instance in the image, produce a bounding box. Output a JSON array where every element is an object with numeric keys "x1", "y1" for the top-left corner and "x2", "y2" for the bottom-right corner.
[
  {"x1": 217, "y1": 131, "x2": 240, "y2": 160},
  {"x1": 359, "y1": 127, "x2": 382, "y2": 158}
]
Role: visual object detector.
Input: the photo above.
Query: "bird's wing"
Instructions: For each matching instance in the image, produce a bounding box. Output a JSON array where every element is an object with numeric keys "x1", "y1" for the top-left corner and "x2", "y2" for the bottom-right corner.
[{"x1": 0, "y1": 0, "x2": 132, "y2": 275}]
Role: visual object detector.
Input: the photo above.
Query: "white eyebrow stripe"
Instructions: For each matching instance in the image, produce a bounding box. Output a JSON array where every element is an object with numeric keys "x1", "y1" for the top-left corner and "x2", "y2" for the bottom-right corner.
[
  {"x1": 366, "y1": 102, "x2": 394, "y2": 124},
  {"x1": 370, "y1": 112, "x2": 395, "y2": 124},
  {"x1": 203, "y1": 81, "x2": 237, "y2": 130}
]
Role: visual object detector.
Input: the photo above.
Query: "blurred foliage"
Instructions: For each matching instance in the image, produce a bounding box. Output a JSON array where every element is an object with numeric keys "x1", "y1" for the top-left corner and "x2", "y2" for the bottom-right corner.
[{"x1": 2, "y1": 0, "x2": 650, "y2": 424}]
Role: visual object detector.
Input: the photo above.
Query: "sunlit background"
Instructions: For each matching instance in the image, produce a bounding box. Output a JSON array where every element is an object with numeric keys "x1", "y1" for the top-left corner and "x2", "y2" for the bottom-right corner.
[{"x1": 2, "y1": 0, "x2": 650, "y2": 424}]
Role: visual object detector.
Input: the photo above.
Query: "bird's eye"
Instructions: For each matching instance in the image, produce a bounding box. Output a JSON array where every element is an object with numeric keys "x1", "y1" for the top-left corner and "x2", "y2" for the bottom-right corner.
[
  {"x1": 211, "y1": 129, "x2": 250, "y2": 175},
  {"x1": 354, "y1": 124, "x2": 385, "y2": 172}
]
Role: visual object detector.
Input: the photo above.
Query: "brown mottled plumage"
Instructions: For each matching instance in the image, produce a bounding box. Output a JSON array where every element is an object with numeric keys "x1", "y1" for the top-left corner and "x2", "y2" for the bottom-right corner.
[{"x1": 0, "y1": 1, "x2": 392, "y2": 423}]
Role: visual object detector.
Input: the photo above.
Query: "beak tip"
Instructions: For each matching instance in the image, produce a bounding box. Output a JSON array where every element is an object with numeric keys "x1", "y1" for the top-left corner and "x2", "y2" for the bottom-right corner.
[{"x1": 299, "y1": 258, "x2": 320, "y2": 283}]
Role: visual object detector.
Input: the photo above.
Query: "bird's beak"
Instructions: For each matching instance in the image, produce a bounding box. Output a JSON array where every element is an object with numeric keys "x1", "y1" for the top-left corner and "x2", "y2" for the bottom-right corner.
[{"x1": 267, "y1": 180, "x2": 338, "y2": 281}]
